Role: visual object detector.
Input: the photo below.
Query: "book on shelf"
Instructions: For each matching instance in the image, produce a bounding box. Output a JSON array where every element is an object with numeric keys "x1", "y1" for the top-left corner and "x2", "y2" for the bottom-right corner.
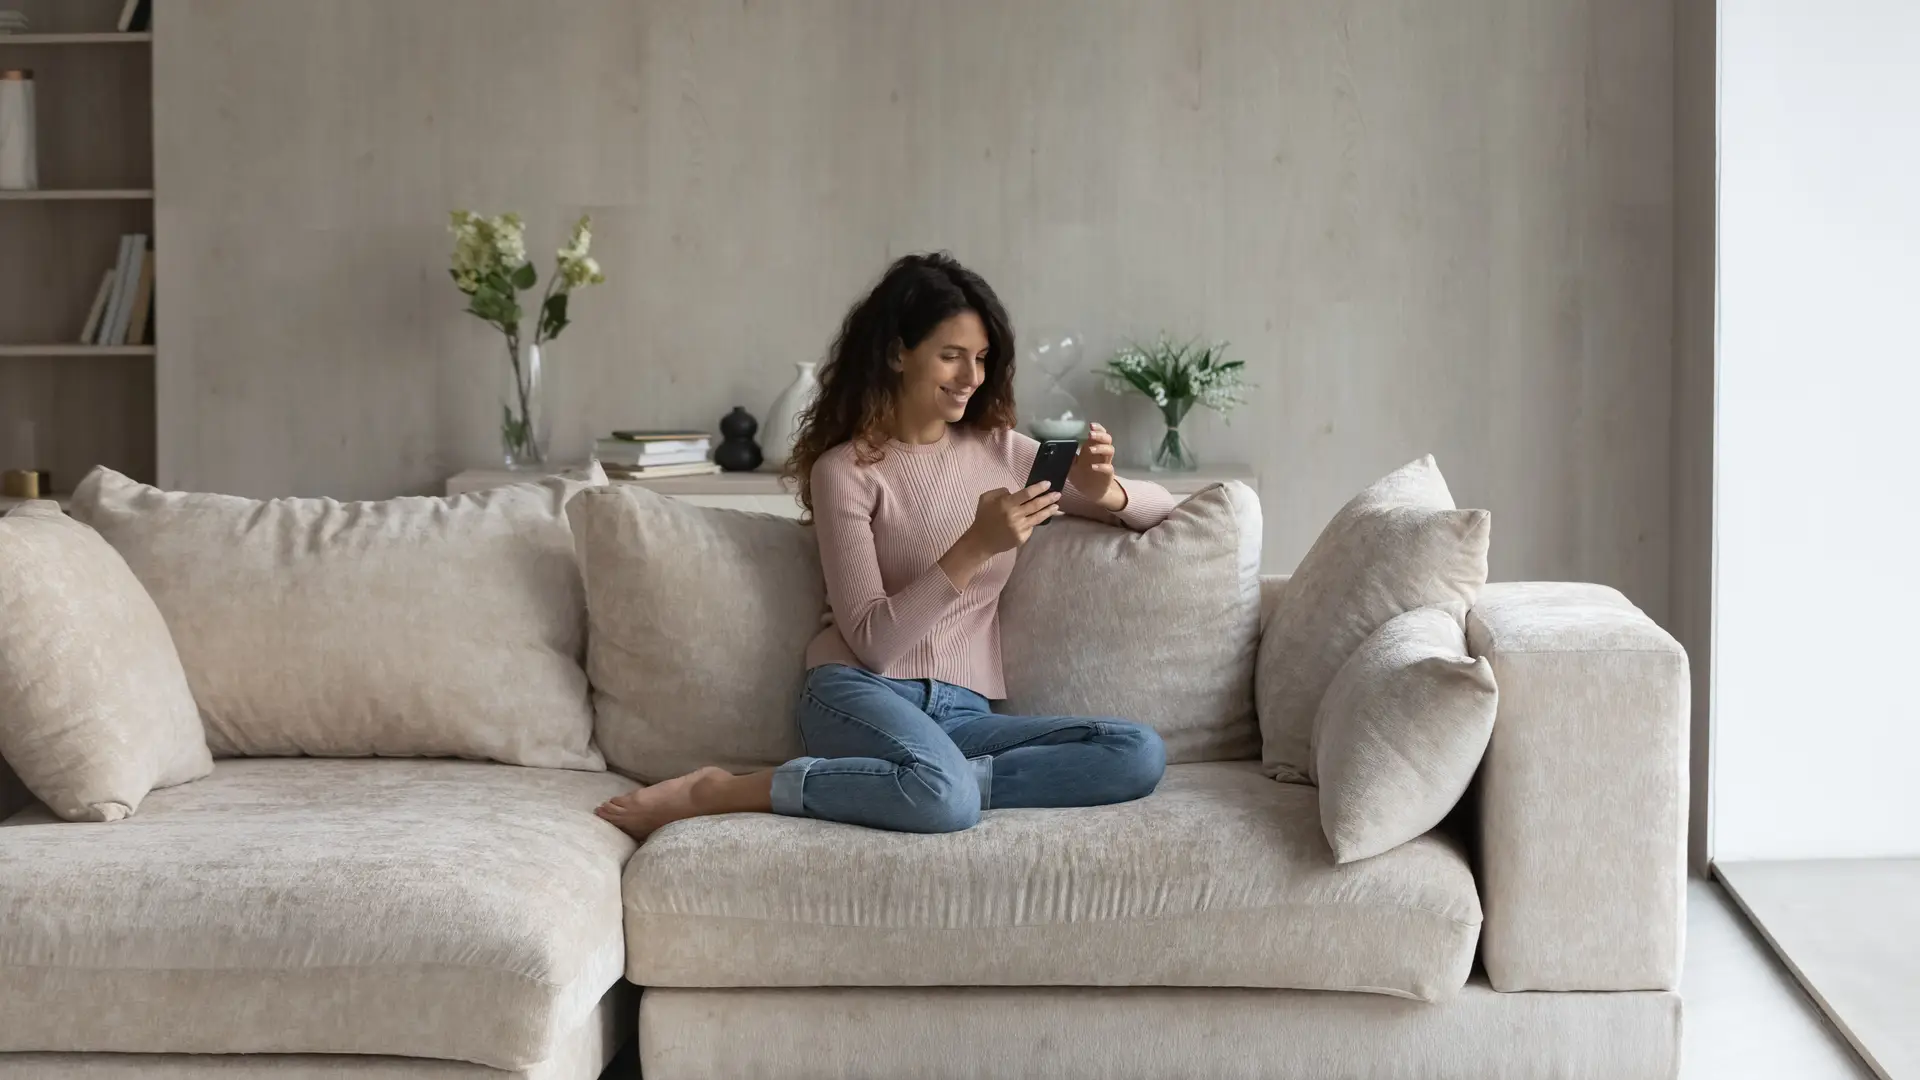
[
  {"x1": 78, "y1": 269, "x2": 114, "y2": 343},
  {"x1": 601, "y1": 461, "x2": 722, "y2": 480},
  {"x1": 125, "y1": 252, "x2": 156, "y2": 346},
  {"x1": 86, "y1": 235, "x2": 154, "y2": 347},
  {"x1": 96, "y1": 236, "x2": 132, "y2": 346},
  {"x1": 110, "y1": 236, "x2": 146, "y2": 345},
  {"x1": 596, "y1": 446, "x2": 710, "y2": 468},
  {"x1": 608, "y1": 429, "x2": 709, "y2": 443},
  {"x1": 593, "y1": 436, "x2": 709, "y2": 466}
]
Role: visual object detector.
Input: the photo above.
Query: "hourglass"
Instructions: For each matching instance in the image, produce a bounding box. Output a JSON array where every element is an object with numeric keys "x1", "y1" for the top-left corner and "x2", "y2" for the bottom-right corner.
[{"x1": 1022, "y1": 330, "x2": 1090, "y2": 443}]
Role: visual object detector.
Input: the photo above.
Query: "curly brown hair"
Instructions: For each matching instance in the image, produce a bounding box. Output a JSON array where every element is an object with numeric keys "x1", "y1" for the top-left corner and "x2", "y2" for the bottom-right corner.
[{"x1": 786, "y1": 252, "x2": 1019, "y2": 518}]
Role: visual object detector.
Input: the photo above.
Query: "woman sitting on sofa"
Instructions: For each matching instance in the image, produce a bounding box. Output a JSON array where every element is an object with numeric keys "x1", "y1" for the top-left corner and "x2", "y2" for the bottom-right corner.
[{"x1": 596, "y1": 252, "x2": 1174, "y2": 838}]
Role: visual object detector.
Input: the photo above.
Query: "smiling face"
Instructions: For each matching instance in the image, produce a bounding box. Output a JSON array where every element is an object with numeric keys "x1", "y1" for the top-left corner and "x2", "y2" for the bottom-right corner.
[{"x1": 893, "y1": 310, "x2": 990, "y2": 439}]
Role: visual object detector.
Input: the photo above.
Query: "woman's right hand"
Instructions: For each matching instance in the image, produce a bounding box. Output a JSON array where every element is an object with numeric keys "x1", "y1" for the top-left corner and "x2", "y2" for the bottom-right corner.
[
  {"x1": 966, "y1": 482, "x2": 1062, "y2": 556},
  {"x1": 939, "y1": 483, "x2": 1060, "y2": 590}
]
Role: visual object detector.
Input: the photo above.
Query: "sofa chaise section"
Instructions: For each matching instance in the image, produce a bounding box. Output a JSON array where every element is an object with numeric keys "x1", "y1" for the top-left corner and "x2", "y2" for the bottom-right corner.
[
  {"x1": 0, "y1": 758, "x2": 638, "y2": 1073},
  {"x1": 624, "y1": 761, "x2": 1481, "y2": 1001},
  {"x1": 0, "y1": 990, "x2": 629, "y2": 1080}
]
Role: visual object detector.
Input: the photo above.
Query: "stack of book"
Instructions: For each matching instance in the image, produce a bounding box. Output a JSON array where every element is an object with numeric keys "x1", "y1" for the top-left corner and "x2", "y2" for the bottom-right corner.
[
  {"x1": 78, "y1": 234, "x2": 154, "y2": 346},
  {"x1": 595, "y1": 430, "x2": 719, "y2": 480}
]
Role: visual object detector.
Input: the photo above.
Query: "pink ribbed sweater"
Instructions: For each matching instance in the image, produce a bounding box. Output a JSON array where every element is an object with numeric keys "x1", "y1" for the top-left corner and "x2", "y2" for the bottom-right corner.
[{"x1": 805, "y1": 426, "x2": 1177, "y2": 699}]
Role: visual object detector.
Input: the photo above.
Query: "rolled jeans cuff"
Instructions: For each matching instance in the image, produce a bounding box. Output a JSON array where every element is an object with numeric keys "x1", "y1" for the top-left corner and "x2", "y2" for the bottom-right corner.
[
  {"x1": 969, "y1": 754, "x2": 992, "y2": 811},
  {"x1": 771, "y1": 756, "x2": 819, "y2": 817}
]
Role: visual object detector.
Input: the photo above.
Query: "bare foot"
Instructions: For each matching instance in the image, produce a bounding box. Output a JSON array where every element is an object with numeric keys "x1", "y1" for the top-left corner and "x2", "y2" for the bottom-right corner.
[{"x1": 594, "y1": 766, "x2": 732, "y2": 840}]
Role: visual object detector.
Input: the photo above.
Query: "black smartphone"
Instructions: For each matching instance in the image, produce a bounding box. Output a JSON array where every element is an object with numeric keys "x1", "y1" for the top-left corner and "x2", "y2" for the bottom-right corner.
[{"x1": 1023, "y1": 439, "x2": 1079, "y2": 525}]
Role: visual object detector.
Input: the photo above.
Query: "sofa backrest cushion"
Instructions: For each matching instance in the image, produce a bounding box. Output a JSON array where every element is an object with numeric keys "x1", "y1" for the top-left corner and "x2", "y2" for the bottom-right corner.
[
  {"x1": 999, "y1": 481, "x2": 1264, "y2": 764},
  {"x1": 568, "y1": 485, "x2": 820, "y2": 782},
  {"x1": 1312, "y1": 604, "x2": 1497, "y2": 863},
  {"x1": 1256, "y1": 455, "x2": 1490, "y2": 782},
  {"x1": 69, "y1": 467, "x2": 604, "y2": 770},
  {"x1": 0, "y1": 500, "x2": 212, "y2": 820}
]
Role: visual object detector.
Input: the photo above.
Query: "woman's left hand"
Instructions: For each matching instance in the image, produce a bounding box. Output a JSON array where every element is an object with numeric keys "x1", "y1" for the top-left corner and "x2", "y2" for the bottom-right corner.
[{"x1": 1068, "y1": 423, "x2": 1129, "y2": 513}]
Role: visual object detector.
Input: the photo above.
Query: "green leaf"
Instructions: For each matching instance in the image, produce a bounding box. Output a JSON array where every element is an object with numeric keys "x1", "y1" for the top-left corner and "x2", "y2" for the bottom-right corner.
[
  {"x1": 510, "y1": 262, "x2": 537, "y2": 291},
  {"x1": 502, "y1": 404, "x2": 530, "y2": 454}
]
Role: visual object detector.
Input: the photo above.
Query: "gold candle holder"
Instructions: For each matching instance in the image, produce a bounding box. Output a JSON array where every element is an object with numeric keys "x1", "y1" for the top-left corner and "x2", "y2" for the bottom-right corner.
[{"x1": 2, "y1": 469, "x2": 41, "y2": 500}]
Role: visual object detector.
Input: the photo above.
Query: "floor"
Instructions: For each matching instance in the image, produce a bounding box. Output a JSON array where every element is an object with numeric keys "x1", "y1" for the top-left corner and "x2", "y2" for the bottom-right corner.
[
  {"x1": 600, "y1": 879, "x2": 1871, "y2": 1079},
  {"x1": 1715, "y1": 860, "x2": 1920, "y2": 1080},
  {"x1": 1683, "y1": 877, "x2": 1876, "y2": 1080}
]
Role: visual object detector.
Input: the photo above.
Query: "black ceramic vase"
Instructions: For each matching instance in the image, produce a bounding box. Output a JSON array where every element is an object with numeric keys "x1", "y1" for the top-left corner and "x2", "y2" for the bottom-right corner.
[{"x1": 714, "y1": 406, "x2": 763, "y2": 472}]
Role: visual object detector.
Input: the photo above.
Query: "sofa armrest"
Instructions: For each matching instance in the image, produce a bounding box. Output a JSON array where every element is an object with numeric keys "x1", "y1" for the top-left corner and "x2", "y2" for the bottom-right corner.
[{"x1": 1466, "y1": 582, "x2": 1688, "y2": 992}]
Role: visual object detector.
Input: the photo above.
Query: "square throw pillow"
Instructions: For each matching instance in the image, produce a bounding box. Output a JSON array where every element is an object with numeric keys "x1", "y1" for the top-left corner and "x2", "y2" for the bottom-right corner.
[
  {"x1": 1256, "y1": 455, "x2": 1489, "y2": 782},
  {"x1": 999, "y1": 482, "x2": 1264, "y2": 763},
  {"x1": 568, "y1": 485, "x2": 822, "y2": 782},
  {"x1": 1312, "y1": 605, "x2": 1496, "y2": 863},
  {"x1": 69, "y1": 467, "x2": 605, "y2": 770},
  {"x1": 0, "y1": 501, "x2": 212, "y2": 821}
]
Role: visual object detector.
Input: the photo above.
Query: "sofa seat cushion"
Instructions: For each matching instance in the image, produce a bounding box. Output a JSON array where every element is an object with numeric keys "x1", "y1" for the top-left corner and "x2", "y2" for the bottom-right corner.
[
  {"x1": 623, "y1": 762, "x2": 1480, "y2": 1001},
  {"x1": 0, "y1": 759, "x2": 637, "y2": 1070}
]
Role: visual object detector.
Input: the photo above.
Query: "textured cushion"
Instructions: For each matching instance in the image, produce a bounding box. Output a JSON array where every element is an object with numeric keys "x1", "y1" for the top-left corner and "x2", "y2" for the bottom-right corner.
[
  {"x1": 0, "y1": 758, "x2": 636, "y2": 1069},
  {"x1": 568, "y1": 485, "x2": 822, "y2": 782},
  {"x1": 1257, "y1": 456, "x2": 1490, "y2": 782},
  {"x1": 1467, "y1": 582, "x2": 1688, "y2": 992},
  {"x1": 641, "y1": 984, "x2": 1681, "y2": 1080},
  {"x1": 69, "y1": 467, "x2": 604, "y2": 770},
  {"x1": 1313, "y1": 606, "x2": 1497, "y2": 863},
  {"x1": 623, "y1": 761, "x2": 1480, "y2": 1001},
  {"x1": 999, "y1": 482, "x2": 1264, "y2": 763},
  {"x1": 1259, "y1": 573, "x2": 1291, "y2": 628},
  {"x1": 0, "y1": 501, "x2": 211, "y2": 821}
]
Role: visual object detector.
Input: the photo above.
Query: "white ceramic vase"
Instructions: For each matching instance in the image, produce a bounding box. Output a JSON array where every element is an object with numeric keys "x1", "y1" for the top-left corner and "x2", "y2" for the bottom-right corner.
[
  {"x1": 0, "y1": 70, "x2": 38, "y2": 192},
  {"x1": 758, "y1": 361, "x2": 818, "y2": 472}
]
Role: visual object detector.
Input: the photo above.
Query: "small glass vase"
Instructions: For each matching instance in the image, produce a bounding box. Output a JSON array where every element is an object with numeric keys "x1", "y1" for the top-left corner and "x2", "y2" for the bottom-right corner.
[
  {"x1": 1150, "y1": 399, "x2": 1198, "y2": 472},
  {"x1": 501, "y1": 336, "x2": 550, "y2": 469}
]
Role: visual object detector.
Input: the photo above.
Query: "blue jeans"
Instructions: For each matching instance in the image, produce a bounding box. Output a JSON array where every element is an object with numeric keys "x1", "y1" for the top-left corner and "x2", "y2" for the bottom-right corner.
[{"x1": 770, "y1": 664, "x2": 1166, "y2": 833}]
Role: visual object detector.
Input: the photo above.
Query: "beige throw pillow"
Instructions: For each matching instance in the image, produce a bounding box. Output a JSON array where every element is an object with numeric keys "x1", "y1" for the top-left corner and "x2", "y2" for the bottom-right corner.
[
  {"x1": 999, "y1": 482, "x2": 1264, "y2": 763},
  {"x1": 568, "y1": 485, "x2": 822, "y2": 782},
  {"x1": 69, "y1": 468, "x2": 604, "y2": 770},
  {"x1": 1256, "y1": 456, "x2": 1490, "y2": 781},
  {"x1": 1313, "y1": 605, "x2": 1496, "y2": 863},
  {"x1": 0, "y1": 501, "x2": 212, "y2": 820}
]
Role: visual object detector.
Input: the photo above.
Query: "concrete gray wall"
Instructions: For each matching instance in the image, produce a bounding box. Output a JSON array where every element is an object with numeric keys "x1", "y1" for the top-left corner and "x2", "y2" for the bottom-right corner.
[{"x1": 154, "y1": 0, "x2": 1674, "y2": 608}]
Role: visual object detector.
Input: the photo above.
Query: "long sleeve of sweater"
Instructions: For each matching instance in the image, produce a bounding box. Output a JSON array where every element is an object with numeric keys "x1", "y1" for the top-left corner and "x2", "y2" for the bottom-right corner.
[
  {"x1": 1007, "y1": 431, "x2": 1178, "y2": 532},
  {"x1": 810, "y1": 451, "x2": 966, "y2": 673}
]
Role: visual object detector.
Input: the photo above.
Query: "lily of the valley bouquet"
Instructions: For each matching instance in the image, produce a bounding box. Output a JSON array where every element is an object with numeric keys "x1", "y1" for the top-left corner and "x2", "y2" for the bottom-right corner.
[
  {"x1": 448, "y1": 211, "x2": 606, "y2": 466},
  {"x1": 1102, "y1": 335, "x2": 1249, "y2": 471}
]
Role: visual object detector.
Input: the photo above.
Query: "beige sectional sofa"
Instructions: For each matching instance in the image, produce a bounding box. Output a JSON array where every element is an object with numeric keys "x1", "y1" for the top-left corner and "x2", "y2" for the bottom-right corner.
[{"x1": 0, "y1": 466, "x2": 1688, "y2": 1080}]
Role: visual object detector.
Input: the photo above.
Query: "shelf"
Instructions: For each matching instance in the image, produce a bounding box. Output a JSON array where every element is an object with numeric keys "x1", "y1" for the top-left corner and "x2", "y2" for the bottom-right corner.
[
  {"x1": 0, "y1": 189, "x2": 153, "y2": 201},
  {"x1": 0, "y1": 33, "x2": 152, "y2": 45},
  {"x1": 0, "y1": 345, "x2": 154, "y2": 357},
  {"x1": 0, "y1": 492, "x2": 72, "y2": 512}
]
